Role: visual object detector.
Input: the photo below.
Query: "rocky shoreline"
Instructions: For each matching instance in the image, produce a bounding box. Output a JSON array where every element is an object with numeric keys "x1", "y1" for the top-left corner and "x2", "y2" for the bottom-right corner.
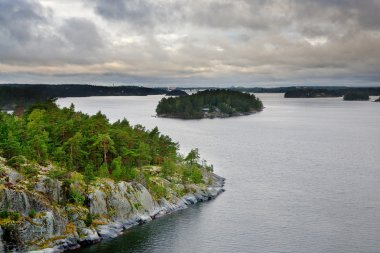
[{"x1": 0, "y1": 159, "x2": 225, "y2": 253}]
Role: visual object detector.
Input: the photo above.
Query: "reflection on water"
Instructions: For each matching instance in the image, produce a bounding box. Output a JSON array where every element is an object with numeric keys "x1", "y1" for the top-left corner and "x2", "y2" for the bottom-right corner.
[{"x1": 60, "y1": 94, "x2": 380, "y2": 253}]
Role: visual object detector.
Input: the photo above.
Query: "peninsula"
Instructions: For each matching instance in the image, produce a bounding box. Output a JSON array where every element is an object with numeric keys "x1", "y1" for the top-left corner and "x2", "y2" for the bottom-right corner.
[
  {"x1": 0, "y1": 101, "x2": 224, "y2": 252},
  {"x1": 156, "y1": 89, "x2": 263, "y2": 119}
]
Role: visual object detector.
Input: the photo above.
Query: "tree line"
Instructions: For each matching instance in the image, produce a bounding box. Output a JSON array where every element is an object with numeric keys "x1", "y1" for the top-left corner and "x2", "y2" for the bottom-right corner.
[{"x1": 0, "y1": 100, "x2": 209, "y2": 185}]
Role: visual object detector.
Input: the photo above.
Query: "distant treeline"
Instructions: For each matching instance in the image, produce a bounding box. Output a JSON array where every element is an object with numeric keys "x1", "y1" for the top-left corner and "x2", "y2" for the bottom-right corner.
[
  {"x1": 177, "y1": 86, "x2": 380, "y2": 96},
  {"x1": 282, "y1": 87, "x2": 380, "y2": 98},
  {"x1": 0, "y1": 84, "x2": 167, "y2": 109}
]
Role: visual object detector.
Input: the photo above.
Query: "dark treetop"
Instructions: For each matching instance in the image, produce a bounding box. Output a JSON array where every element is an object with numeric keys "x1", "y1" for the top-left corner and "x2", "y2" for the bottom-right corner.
[
  {"x1": 283, "y1": 87, "x2": 380, "y2": 98},
  {"x1": 343, "y1": 92, "x2": 370, "y2": 101},
  {"x1": 156, "y1": 89, "x2": 263, "y2": 119}
]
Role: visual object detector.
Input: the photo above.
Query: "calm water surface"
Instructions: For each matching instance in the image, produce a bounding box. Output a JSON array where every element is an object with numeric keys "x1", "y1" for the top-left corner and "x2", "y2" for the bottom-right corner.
[{"x1": 58, "y1": 94, "x2": 380, "y2": 253}]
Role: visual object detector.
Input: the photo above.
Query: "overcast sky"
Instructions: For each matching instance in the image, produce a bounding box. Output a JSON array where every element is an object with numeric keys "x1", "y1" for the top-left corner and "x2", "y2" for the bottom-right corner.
[{"x1": 1, "y1": 0, "x2": 380, "y2": 87}]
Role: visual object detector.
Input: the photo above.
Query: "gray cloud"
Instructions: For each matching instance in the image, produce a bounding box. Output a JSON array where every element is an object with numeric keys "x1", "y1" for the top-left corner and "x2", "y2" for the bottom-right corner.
[
  {"x1": 93, "y1": 0, "x2": 153, "y2": 25},
  {"x1": 0, "y1": 0, "x2": 380, "y2": 86},
  {"x1": 0, "y1": 0, "x2": 46, "y2": 42}
]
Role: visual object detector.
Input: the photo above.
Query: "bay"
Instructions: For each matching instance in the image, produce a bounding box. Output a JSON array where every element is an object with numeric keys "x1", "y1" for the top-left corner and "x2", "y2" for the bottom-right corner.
[{"x1": 58, "y1": 94, "x2": 380, "y2": 253}]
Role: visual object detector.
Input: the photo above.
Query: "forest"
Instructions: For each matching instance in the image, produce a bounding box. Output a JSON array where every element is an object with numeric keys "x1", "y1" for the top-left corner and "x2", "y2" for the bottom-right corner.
[
  {"x1": 0, "y1": 84, "x2": 167, "y2": 110},
  {"x1": 156, "y1": 89, "x2": 263, "y2": 119},
  {"x1": 0, "y1": 100, "x2": 211, "y2": 193}
]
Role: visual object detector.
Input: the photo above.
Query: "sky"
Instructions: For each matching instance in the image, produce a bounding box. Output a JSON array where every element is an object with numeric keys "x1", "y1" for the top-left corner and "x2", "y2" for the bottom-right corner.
[{"x1": 0, "y1": 0, "x2": 380, "y2": 87}]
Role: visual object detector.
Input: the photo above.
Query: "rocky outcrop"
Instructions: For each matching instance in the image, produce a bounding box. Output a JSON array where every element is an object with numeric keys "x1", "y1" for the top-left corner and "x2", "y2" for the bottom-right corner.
[{"x1": 0, "y1": 163, "x2": 225, "y2": 253}]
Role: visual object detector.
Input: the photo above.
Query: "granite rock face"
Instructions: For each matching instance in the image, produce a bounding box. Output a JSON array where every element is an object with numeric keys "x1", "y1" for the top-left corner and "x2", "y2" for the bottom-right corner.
[{"x1": 0, "y1": 162, "x2": 225, "y2": 253}]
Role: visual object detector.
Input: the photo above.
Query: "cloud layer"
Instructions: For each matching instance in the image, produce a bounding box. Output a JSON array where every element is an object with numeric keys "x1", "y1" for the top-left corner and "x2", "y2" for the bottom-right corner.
[{"x1": 0, "y1": 0, "x2": 379, "y2": 86}]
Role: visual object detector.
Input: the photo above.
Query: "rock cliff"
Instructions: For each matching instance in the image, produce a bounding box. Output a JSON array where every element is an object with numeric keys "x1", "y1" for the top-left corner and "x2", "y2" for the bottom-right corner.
[{"x1": 0, "y1": 159, "x2": 224, "y2": 252}]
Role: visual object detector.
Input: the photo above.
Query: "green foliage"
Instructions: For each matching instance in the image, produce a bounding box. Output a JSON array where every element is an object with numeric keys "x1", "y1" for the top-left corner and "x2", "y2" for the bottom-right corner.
[
  {"x1": 111, "y1": 157, "x2": 123, "y2": 181},
  {"x1": 185, "y1": 149, "x2": 200, "y2": 165},
  {"x1": 28, "y1": 209, "x2": 37, "y2": 218},
  {"x1": 6, "y1": 155, "x2": 27, "y2": 169},
  {"x1": 191, "y1": 166, "x2": 203, "y2": 184},
  {"x1": 124, "y1": 167, "x2": 138, "y2": 181},
  {"x1": 0, "y1": 100, "x2": 213, "y2": 199},
  {"x1": 8, "y1": 212, "x2": 20, "y2": 221},
  {"x1": 47, "y1": 168, "x2": 67, "y2": 180},
  {"x1": 0, "y1": 101, "x2": 180, "y2": 179},
  {"x1": 161, "y1": 159, "x2": 175, "y2": 178},
  {"x1": 20, "y1": 165, "x2": 39, "y2": 177},
  {"x1": 69, "y1": 189, "x2": 85, "y2": 205},
  {"x1": 6, "y1": 156, "x2": 38, "y2": 177},
  {"x1": 85, "y1": 212, "x2": 93, "y2": 227},
  {"x1": 156, "y1": 89, "x2": 263, "y2": 119},
  {"x1": 97, "y1": 163, "x2": 109, "y2": 178},
  {"x1": 147, "y1": 182, "x2": 168, "y2": 200},
  {"x1": 0, "y1": 210, "x2": 20, "y2": 221},
  {"x1": 0, "y1": 210, "x2": 9, "y2": 219},
  {"x1": 83, "y1": 164, "x2": 95, "y2": 183}
]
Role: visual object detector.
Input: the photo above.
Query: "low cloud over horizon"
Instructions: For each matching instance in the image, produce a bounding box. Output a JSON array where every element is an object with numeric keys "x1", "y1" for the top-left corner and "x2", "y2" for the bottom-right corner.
[{"x1": 1, "y1": 0, "x2": 380, "y2": 87}]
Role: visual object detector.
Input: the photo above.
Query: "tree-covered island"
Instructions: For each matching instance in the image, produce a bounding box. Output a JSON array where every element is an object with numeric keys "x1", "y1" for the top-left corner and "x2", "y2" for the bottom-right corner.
[
  {"x1": 156, "y1": 89, "x2": 263, "y2": 119},
  {"x1": 0, "y1": 100, "x2": 224, "y2": 252},
  {"x1": 343, "y1": 92, "x2": 370, "y2": 101}
]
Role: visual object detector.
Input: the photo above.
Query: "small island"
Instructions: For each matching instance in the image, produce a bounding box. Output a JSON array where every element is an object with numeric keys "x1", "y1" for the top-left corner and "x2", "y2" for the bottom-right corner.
[
  {"x1": 343, "y1": 92, "x2": 370, "y2": 101},
  {"x1": 156, "y1": 89, "x2": 263, "y2": 119},
  {"x1": 284, "y1": 88, "x2": 342, "y2": 98}
]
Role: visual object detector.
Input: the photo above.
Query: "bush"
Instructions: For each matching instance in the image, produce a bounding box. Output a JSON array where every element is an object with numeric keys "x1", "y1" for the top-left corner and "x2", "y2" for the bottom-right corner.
[
  {"x1": 84, "y1": 212, "x2": 93, "y2": 227},
  {"x1": 28, "y1": 209, "x2": 37, "y2": 218},
  {"x1": 161, "y1": 159, "x2": 175, "y2": 178},
  {"x1": 97, "y1": 163, "x2": 109, "y2": 178},
  {"x1": 84, "y1": 165, "x2": 95, "y2": 183},
  {"x1": 47, "y1": 168, "x2": 67, "y2": 180},
  {"x1": 9, "y1": 212, "x2": 20, "y2": 221},
  {"x1": 21, "y1": 165, "x2": 39, "y2": 177},
  {"x1": 0, "y1": 210, "x2": 20, "y2": 221},
  {"x1": 148, "y1": 182, "x2": 168, "y2": 199},
  {"x1": 191, "y1": 166, "x2": 203, "y2": 184},
  {"x1": 69, "y1": 189, "x2": 85, "y2": 205},
  {"x1": 6, "y1": 155, "x2": 27, "y2": 169},
  {"x1": 0, "y1": 210, "x2": 9, "y2": 219}
]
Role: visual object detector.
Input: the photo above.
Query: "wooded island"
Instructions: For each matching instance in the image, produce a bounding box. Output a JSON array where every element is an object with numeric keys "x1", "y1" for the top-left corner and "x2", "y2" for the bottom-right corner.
[{"x1": 156, "y1": 89, "x2": 263, "y2": 119}]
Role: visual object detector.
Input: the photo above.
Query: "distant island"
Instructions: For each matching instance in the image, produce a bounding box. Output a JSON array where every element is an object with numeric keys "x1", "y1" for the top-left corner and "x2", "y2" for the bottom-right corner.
[
  {"x1": 343, "y1": 92, "x2": 370, "y2": 101},
  {"x1": 284, "y1": 88, "x2": 341, "y2": 98},
  {"x1": 156, "y1": 89, "x2": 263, "y2": 119},
  {"x1": 283, "y1": 87, "x2": 380, "y2": 98},
  {"x1": 0, "y1": 84, "x2": 167, "y2": 110},
  {"x1": 165, "y1": 89, "x2": 188, "y2": 97}
]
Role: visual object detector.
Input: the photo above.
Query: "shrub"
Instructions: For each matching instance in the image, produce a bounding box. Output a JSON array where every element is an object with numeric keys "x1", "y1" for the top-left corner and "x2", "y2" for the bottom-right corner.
[
  {"x1": 84, "y1": 212, "x2": 93, "y2": 227},
  {"x1": 47, "y1": 168, "x2": 67, "y2": 180},
  {"x1": 0, "y1": 210, "x2": 20, "y2": 221},
  {"x1": 21, "y1": 165, "x2": 39, "y2": 177},
  {"x1": 28, "y1": 209, "x2": 37, "y2": 218},
  {"x1": 6, "y1": 155, "x2": 27, "y2": 169},
  {"x1": 0, "y1": 210, "x2": 9, "y2": 219},
  {"x1": 69, "y1": 189, "x2": 85, "y2": 205}
]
